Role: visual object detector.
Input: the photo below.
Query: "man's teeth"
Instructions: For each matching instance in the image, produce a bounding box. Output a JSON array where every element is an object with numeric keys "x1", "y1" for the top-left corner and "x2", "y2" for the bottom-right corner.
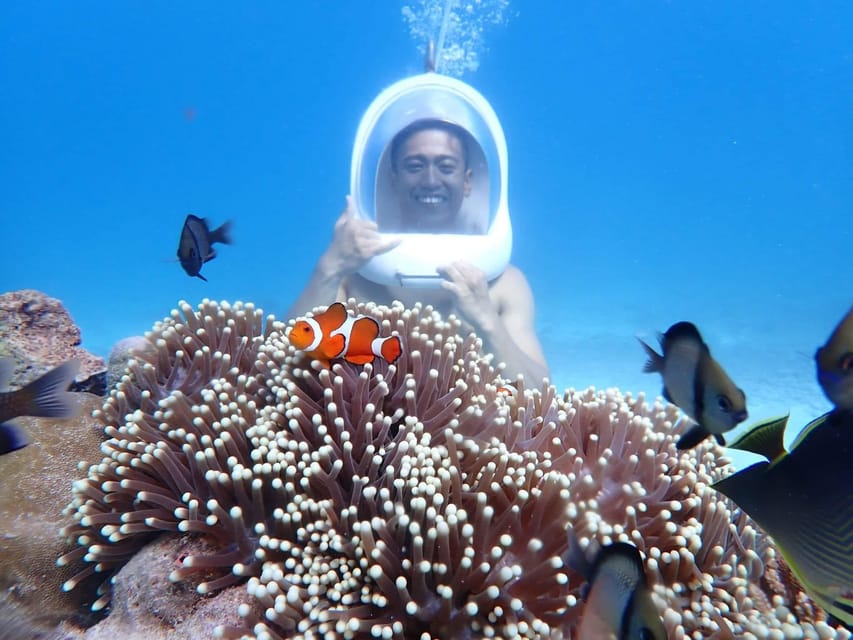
[{"x1": 418, "y1": 196, "x2": 445, "y2": 204}]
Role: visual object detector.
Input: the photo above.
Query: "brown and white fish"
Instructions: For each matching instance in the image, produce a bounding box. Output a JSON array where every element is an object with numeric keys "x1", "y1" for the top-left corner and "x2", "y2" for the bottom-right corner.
[
  {"x1": 177, "y1": 214, "x2": 232, "y2": 281},
  {"x1": 565, "y1": 531, "x2": 666, "y2": 640},
  {"x1": 815, "y1": 305, "x2": 853, "y2": 411},
  {"x1": 639, "y1": 321, "x2": 747, "y2": 449},
  {"x1": 0, "y1": 358, "x2": 81, "y2": 455}
]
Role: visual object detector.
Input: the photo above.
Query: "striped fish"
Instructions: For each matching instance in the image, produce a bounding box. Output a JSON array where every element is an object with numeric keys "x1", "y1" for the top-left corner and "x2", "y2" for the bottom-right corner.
[
  {"x1": 288, "y1": 302, "x2": 402, "y2": 368},
  {"x1": 713, "y1": 410, "x2": 853, "y2": 627}
]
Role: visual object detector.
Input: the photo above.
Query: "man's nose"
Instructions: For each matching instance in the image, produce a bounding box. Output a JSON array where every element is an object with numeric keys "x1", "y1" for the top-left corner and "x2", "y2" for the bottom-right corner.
[{"x1": 423, "y1": 165, "x2": 440, "y2": 186}]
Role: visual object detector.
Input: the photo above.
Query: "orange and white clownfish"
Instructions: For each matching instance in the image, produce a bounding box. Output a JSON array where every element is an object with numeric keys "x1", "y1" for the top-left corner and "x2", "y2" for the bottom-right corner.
[
  {"x1": 288, "y1": 302, "x2": 402, "y2": 368},
  {"x1": 496, "y1": 381, "x2": 518, "y2": 400}
]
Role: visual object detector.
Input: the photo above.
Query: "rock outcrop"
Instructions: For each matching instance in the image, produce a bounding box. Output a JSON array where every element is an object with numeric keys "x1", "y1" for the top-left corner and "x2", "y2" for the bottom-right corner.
[{"x1": 0, "y1": 289, "x2": 106, "y2": 634}]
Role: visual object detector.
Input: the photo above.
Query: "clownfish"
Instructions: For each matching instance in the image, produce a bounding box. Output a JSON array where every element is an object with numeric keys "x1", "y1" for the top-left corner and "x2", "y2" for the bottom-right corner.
[
  {"x1": 638, "y1": 321, "x2": 747, "y2": 450},
  {"x1": 496, "y1": 381, "x2": 519, "y2": 400},
  {"x1": 288, "y1": 302, "x2": 402, "y2": 368},
  {"x1": 815, "y1": 306, "x2": 853, "y2": 411}
]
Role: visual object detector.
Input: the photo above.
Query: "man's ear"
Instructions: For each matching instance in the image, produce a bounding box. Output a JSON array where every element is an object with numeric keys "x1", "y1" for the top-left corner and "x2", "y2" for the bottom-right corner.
[{"x1": 463, "y1": 168, "x2": 473, "y2": 196}]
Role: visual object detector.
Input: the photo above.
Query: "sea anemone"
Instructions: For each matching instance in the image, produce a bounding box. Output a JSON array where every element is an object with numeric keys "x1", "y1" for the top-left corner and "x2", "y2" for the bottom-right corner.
[
  {"x1": 60, "y1": 299, "x2": 850, "y2": 639},
  {"x1": 58, "y1": 300, "x2": 278, "y2": 610}
]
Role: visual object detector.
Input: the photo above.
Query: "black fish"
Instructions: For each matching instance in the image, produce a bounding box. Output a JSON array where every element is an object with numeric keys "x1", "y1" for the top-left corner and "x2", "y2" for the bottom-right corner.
[
  {"x1": 177, "y1": 214, "x2": 232, "y2": 281},
  {"x1": 0, "y1": 358, "x2": 81, "y2": 455}
]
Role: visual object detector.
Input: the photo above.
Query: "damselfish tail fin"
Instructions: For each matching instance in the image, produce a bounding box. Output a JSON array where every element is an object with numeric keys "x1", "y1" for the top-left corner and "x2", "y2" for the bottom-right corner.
[
  {"x1": 16, "y1": 359, "x2": 81, "y2": 419},
  {"x1": 210, "y1": 220, "x2": 233, "y2": 246}
]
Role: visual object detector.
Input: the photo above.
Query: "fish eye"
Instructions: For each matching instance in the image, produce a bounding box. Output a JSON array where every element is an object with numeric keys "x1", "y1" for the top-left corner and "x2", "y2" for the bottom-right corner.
[
  {"x1": 717, "y1": 395, "x2": 733, "y2": 412},
  {"x1": 840, "y1": 353, "x2": 853, "y2": 372}
]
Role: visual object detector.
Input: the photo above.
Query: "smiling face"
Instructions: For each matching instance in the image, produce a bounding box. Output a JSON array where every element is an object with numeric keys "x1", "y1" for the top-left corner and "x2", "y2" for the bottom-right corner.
[{"x1": 391, "y1": 127, "x2": 473, "y2": 232}]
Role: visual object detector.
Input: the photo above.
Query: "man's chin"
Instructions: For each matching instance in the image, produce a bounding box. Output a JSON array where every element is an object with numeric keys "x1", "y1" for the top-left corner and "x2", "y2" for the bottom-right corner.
[{"x1": 407, "y1": 210, "x2": 455, "y2": 231}]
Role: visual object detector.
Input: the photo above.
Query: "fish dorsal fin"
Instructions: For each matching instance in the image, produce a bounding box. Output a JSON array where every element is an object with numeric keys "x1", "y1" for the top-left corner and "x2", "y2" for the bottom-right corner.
[
  {"x1": 663, "y1": 321, "x2": 705, "y2": 347},
  {"x1": 637, "y1": 337, "x2": 664, "y2": 373},
  {"x1": 787, "y1": 410, "x2": 833, "y2": 454},
  {"x1": 727, "y1": 414, "x2": 789, "y2": 463},
  {"x1": 316, "y1": 302, "x2": 350, "y2": 334}
]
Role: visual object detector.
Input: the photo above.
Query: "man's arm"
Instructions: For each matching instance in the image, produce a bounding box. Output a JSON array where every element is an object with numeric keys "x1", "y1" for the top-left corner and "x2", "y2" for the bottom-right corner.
[{"x1": 480, "y1": 266, "x2": 550, "y2": 383}]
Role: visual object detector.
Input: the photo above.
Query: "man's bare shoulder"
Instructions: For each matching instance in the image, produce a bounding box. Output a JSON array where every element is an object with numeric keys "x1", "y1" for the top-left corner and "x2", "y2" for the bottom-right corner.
[{"x1": 490, "y1": 264, "x2": 531, "y2": 293}]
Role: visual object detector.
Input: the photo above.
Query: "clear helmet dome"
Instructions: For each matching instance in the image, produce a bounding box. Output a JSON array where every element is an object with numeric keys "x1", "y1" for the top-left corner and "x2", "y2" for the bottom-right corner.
[{"x1": 350, "y1": 72, "x2": 511, "y2": 288}]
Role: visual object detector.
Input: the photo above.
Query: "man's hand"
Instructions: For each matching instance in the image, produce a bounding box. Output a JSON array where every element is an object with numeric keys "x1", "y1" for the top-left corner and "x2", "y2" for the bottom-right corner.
[
  {"x1": 322, "y1": 196, "x2": 401, "y2": 276},
  {"x1": 438, "y1": 260, "x2": 500, "y2": 333}
]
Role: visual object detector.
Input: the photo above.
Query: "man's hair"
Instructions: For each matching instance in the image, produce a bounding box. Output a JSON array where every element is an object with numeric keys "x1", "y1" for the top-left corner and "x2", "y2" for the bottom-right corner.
[{"x1": 389, "y1": 119, "x2": 470, "y2": 170}]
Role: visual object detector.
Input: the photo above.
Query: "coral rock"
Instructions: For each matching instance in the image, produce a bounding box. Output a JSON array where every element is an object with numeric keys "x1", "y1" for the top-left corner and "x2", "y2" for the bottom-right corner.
[
  {"x1": 0, "y1": 289, "x2": 105, "y2": 386},
  {"x1": 75, "y1": 535, "x2": 246, "y2": 640}
]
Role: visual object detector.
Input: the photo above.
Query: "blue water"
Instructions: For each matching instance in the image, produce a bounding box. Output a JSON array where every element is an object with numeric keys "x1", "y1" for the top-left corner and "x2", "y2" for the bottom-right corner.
[{"x1": 2, "y1": 2, "x2": 850, "y2": 456}]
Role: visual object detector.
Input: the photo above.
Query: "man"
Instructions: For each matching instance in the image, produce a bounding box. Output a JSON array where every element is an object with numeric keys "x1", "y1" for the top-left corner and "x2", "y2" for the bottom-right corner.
[{"x1": 288, "y1": 120, "x2": 549, "y2": 382}]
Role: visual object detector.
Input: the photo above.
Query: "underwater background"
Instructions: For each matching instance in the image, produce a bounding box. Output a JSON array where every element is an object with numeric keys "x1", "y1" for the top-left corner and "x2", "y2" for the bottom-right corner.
[{"x1": 2, "y1": 0, "x2": 850, "y2": 467}]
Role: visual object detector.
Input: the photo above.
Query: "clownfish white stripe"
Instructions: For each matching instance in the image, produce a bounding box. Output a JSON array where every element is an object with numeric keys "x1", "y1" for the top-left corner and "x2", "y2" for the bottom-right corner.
[
  {"x1": 302, "y1": 317, "x2": 324, "y2": 352},
  {"x1": 329, "y1": 315, "x2": 358, "y2": 346}
]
